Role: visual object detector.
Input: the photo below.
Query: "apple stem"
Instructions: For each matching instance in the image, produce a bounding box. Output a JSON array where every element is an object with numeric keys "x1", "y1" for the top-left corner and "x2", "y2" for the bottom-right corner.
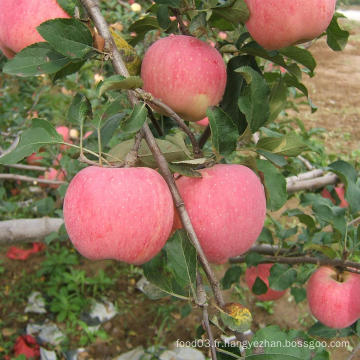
[{"x1": 80, "y1": 0, "x2": 225, "y2": 311}]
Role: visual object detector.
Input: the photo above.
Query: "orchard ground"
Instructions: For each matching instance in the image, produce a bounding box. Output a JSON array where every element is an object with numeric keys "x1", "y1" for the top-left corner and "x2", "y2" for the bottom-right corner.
[{"x1": 0, "y1": 10, "x2": 360, "y2": 360}]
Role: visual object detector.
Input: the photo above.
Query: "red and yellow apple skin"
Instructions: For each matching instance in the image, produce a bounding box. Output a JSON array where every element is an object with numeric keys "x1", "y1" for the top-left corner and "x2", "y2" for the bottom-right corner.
[
  {"x1": 39, "y1": 168, "x2": 66, "y2": 189},
  {"x1": 141, "y1": 35, "x2": 227, "y2": 122},
  {"x1": 63, "y1": 166, "x2": 174, "y2": 265},
  {"x1": 196, "y1": 117, "x2": 209, "y2": 127},
  {"x1": 245, "y1": 263, "x2": 286, "y2": 301},
  {"x1": 0, "y1": 0, "x2": 70, "y2": 58},
  {"x1": 307, "y1": 266, "x2": 360, "y2": 329},
  {"x1": 173, "y1": 164, "x2": 266, "y2": 264},
  {"x1": 243, "y1": 0, "x2": 336, "y2": 50}
]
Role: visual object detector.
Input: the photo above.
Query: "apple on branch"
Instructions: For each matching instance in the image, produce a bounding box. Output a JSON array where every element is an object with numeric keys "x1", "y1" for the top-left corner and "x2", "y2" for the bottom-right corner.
[
  {"x1": 0, "y1": 0, "x2": 70, "y2": 58},
  {"x1": 243, "y1": 0, "x2": 336, "y2": 50},
  {"x1": 63, "y1": 166, "x2": 174, "y2": 265},
  {"x1": 141, "y1": 35, "x2": 227, "y2": 122},
  {"x1": 173, "y1": 164, "x2": 266, "y2": 264},
  {"x1": 245, "y1": 263, "x2": 286, "y2": 301},
  {"x1": 307, "y1": 266, "x2": 360, "y2": 329}
]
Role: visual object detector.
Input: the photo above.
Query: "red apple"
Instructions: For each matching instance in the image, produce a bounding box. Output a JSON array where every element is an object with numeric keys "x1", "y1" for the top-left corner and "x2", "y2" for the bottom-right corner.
[
  {"x1": 196, "y1": 117, "x2": 209, "y2": 127},
  {"x1": 63, "y1": 166, "x2": 174, "y2": 265},
  {"x1": 56, "y1": 126, "x2": 73, "y2": 151},
  {"x1": 39, "y1": 167, "x2": 66, "y2": 189},
  {"x1": 243, "y1": 0, "x2": 336, "y2": 50},
  {"x1": 173, "y1": 164, "x2": 266, "y2": 263},
  {"x1": 0, "y1": 0, "x2": 70, "y2": 58},
  {"x1": 307, "y1": 266, "x2": 360, "y2": 329},
  {"x1": 245, "y1": 263, "x2": 286, "y2": 301},
  {"x1": 141, "y1": 35, "x2": 227, "y2": 122},
  {"x1": 321, "y1": 185, "x2": 348, "y2": 208},
  {"x1": 26, "y1": 152, "x2": 44, "y2": 166}
]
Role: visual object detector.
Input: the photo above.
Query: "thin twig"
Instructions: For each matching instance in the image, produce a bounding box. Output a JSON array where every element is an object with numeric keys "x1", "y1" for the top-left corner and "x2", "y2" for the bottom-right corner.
[
  {"x1": 146, "y1": 105, "x2": 164, "y2": 136},
  {"x1": 229, "y1": 254, "x2": 360, "y2": 273},
  {"x1": 298, "y1": 155, "x2": 314, "y2": 170},
  {"x1": 348, "y1": 216, "x2": 360, "y2": 227},
  {"x1": 80, "y1": 0, "x2": 224, "y2": 309},
  {"x1": 199, "y1": 125, "x2": 211, "y2": 149},
  {"x1": 147, "y1": 97, "x2": 202, "y2": 158},
  {"x1": 124, "y1": 129, "x2": 144, "y2": 167},
  {"x1": 0, "y1": 173, "x2": 66, "y2": 186},
  {"x1": 3, "y1": 164, "x2": 47, "y2": 172},
  {"x1": 169, "y1": 7, "x2": 191, "y2": 36},
  {"x1": 197, "y1": 272, "x2": 217, "y2": 360},
  {"x1": 0, "y1": 136, "x2": 20, "y2": 157}
]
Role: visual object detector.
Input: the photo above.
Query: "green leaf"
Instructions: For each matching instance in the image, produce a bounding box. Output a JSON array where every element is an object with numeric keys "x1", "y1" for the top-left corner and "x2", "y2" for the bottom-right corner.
[
  {"x1": 236, "y1": 66, "x2": 270, "y2": 132},
  {"x1": 326, "y1": 13, "x2": 349, "y2": 51},
  {"x1": 221, "y1": 55, "x2": 259, "y2": 134},
  {"x1": 221, "y1": 303, "x2": 252, "y2": 332},
  {"x1": 279, "y1": 46, "x2": 316, "y2": 74},
  {"x1": 37, "y1": 18, "x2": 94, "y2": 59},
  {"x1": 268, "y1": 264, "x2": 297, "y2": 291},
  {"x1": 290, "y1": 287, "x2": 306, "y2": 304},
  {"x1": 142, "y1": 230, "x2": 197, "y2": 299},
  {"x1": 0, "y1": 119, "x2": 63, "y2": 164},
  {"x1": 67, "y1": 93, "x2": 92, "y2": 128},
  {"x1": 269, "y1": 78, "x2": 288, "y2": 123},
  {"x1": 256, "y1": 159, "x2": 287, "y2": 211},
  {"x1": 312, "y1": 203, "x2": 346, "y2": 236},
  {"x1": 256, "y1": 149, "x2": 287, "y2": 167},
  {"x1": 52, "y1": 60, "x2": 85, "y2": 81},
  {"x1": 165, "y1": 230, "x2": 197, "y2": 295},
  {"x1": 189, "y1": 12, "x2": 207, "y2": 37},
  {"x1": 57, "y1": 0, "x2": 83, "y2": 17},
  {"x1": 303, "y1": 244, "x2": 338, "y2": 259},
  {"x1": 252, "y1": 277, "x2": 268, "y2": 295},
  {"x1": 157, "y1": 5, "x2": 171, "y2": 29},
  {"x1": 283, "y1": 73, "x2": 309, "y2": 98},
  {"x1": 120, "y1": 103, "x2": 147, "y2": 135},
  {"x1": 3, "y1": 42, "x2": 70, "y2": 77},
  {"x1": 129, "y1": 16, "x2": 160, "y2": 45},
  {"x1": 308, "y1": 322, "x2": 353, "y2": 338},
  {"x1": 98, "y1": 75, "x2": 143, "y2": 96},
  {"x1": 328, "y1": 160, "x2": 360, "y2": 214},
  {"x1": 100, "y1": 113, "x2": 127, "y2": 148},
  {"x1": 108, "y1": 138, "x2": 192, "y2": 167},
  {"x1": 256, "y1": 134, "x2": 309, "y2": 157},
  {"x1": 221, "y1": 266, "x2": 243, "y2": 290},
  {"x1": 211, "y1": 0, "x2": 249, "y2": 26},
  {"x1": 285, "y1": 209, "x2": 316, "y2": 232},
  {"x1": 168, "y1": 163, "x2": 202, "y2": 178},
  {"x1": 155, "y1": 0, "x2": 179, "y2": 7},
  {"x1": 245, "y1": 252, "x2": 264, "y2": 267},
  {"x1": 207, "y1": 107, "x2": 238, "y2": 157}
]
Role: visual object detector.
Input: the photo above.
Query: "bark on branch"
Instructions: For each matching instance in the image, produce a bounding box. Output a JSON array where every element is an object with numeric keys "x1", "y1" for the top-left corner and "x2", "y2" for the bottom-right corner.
[{"x1": 0, "y1": 218, "x2": 64, "y2": 245}]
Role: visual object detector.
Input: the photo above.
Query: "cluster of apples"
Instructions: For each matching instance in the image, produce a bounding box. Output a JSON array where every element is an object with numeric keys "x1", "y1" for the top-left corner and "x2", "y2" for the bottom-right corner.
[
  {"x1": 63, "y1": 164, "x2": 267, "y2": 264},
  {"x1": 246, "y1": 263, "x2": 360, "y2": 329}
]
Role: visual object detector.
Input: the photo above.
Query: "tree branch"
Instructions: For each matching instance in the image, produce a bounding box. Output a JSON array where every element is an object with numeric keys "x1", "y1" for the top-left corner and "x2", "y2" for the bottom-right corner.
[
  {"x1": 0, "y1": 173, "x2": 66, "y2": 186},
  {"x1": 145, "y1": 96, "x2": 202, "y2": 158},
  {"x1": 229, "y1": 254, "x2": 360, "y2": 273},
  {"x1": 80, "y1": 0, "x2": 224, "y2": 308},
  {"x1": 0, "y1": 218, "x2": 64, "y2": 245},
  {"x1": 3, "y1": 164, "x2": 47, "y2": 172},
  {"x1": 197, "y1": 272, "x2": 217, "y2": 360},
  {"x1": 286, "y1": 173, "x2": 338, "y2": 193}
]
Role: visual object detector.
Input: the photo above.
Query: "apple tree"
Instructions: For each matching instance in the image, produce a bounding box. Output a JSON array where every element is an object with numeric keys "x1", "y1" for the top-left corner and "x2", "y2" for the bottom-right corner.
[{"x1": 0, "y1": 0, "x2": 359, "y2": 359}]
